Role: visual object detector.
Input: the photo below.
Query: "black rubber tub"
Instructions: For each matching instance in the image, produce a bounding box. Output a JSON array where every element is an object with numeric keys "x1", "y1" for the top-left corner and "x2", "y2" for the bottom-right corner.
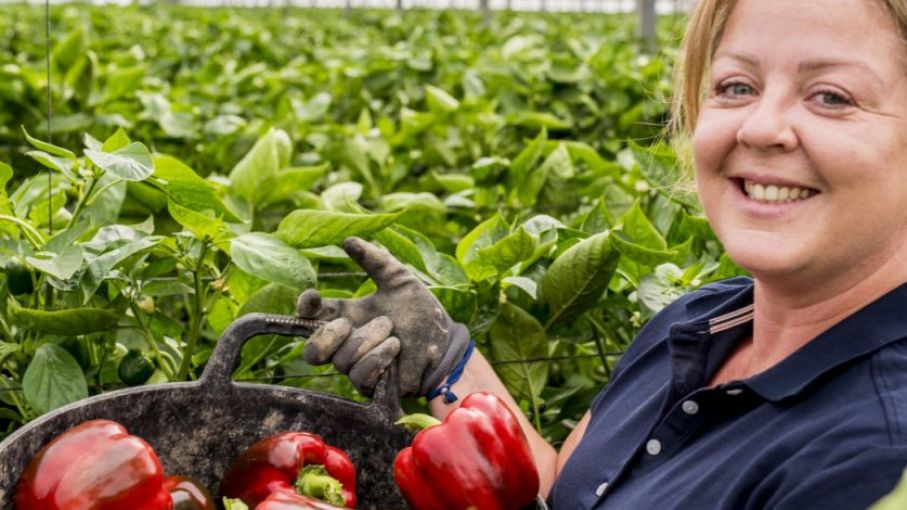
[{"x1": 0, "y1": 313, "x2": 548, "y2": 509}]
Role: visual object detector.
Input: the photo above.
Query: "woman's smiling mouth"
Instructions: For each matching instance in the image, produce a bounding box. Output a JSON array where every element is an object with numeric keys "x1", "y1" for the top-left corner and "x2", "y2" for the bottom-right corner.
[{"x1": 733, "y1": 178, "x2": 820, "y2": 204}]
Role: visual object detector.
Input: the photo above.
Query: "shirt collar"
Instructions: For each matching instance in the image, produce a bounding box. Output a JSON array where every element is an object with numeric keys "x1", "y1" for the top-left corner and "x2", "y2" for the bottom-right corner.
[
  {"x1": 747, "y1": 282, "x2": 907, "y2": 401},
  {"x1": 669, "y1": 279, "x2": 907, "y2": 403}
]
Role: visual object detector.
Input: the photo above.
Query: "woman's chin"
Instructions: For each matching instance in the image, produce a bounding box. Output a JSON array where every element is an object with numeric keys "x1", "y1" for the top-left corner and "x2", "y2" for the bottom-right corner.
[{"x1": 722, "y1": 244, "x2": 809, "y2": 281}]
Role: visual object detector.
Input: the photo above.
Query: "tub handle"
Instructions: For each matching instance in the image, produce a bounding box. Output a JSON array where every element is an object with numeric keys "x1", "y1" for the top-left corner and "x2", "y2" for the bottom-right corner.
[{"x1": 199, "y1": 313, "x2": 403, "y2": 421}]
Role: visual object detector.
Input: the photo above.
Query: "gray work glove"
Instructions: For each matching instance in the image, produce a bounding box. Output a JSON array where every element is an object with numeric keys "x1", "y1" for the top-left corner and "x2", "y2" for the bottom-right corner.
[{"x1": 296, "y1": 237, "x2": 470, "y2": 398}]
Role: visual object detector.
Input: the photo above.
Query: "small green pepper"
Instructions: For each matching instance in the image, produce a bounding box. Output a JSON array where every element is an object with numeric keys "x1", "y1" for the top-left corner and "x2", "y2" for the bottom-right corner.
[{"x1": 118, "y1": 349, "x2": 156, "y2": 385}]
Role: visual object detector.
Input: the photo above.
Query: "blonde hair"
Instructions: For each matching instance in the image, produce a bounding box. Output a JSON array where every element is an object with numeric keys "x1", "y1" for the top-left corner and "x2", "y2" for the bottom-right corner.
[{"x1": 669, "y1": 0, "x2": 907, "y2": 152}]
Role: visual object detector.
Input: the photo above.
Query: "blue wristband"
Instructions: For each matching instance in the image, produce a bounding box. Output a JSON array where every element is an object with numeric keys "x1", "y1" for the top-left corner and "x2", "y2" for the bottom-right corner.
[{"x1": 426, "y1": 339, "x2": 475, "y2": 404}]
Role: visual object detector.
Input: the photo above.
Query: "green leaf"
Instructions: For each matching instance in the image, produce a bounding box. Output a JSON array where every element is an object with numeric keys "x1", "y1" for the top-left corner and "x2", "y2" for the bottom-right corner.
[
  {"x1": 321, "y1": 182, "x2": 363, "y2": 212},
  {"x1": 869, "y1": 470, "x2": 907, "y2": 510},
  {"x1": 502, "y1": 276, "x2": 538, "y2": 300},
  {"x1": 25, "y1": 245, "x2": 83, "y2": 280},
  {"x1": 340, "y1": 137, "x2": 379, "y2": 194},
  {"x1": 432, "y1": 172, "x2": 474, "y2": 193},
  {"x1": 101, "y1": 128, "x2": 132, "y2": 152},
  {"x1": 619, "y1": 199, "x2": 667, "y2": 250},
  {"x1": 424, "y1": 84, "x2": 460, "y2": 112},
  {"x1": 207, "y1": 296, "x2": 239, "y2": 336},
  {"x1": 277, "y1": 210, "x2": 401, "y2": 248},
  {"x1": 229, "y1": 128, "x2": 292, "y2": 206},
  {"x1": 477, "y1": 227, "x2": 539, "y2": 272},
  {"x1": 26, "y1": 151, "x2": 76, "y2": 180},
  {"x1": 231, "y1": 233, "x2": 316, "y2": 291},
  {"x1": 490, "y1": 303, "x2": 549, "y2": 402},
  {"x1": 374, "y1": 228, "x2": 429, "y2": 274},
  {"x1": 167, "y1": 180, "x2": 240, "y2": 222},
  {"x1": 23, "y1": 344, "x2": 89, "y2": 414},
  {"x1": 0, "y1": 342, "x2": 21, "y2": 363},
  {"x1": 0, "y1": 163, "x2": 12, "y2": 236},
  {"x1": 143, "y1": 280, "x2": 194, "y2": 297},
  {"x1": 505, "y1": 111, "x2": 571, "y2": 130},
  {"x1": 509, "y1": 128, "x2": 547, "y2": 183},
  {"x1": 637, "y1": 263, "x2": 689, "y2": 318},
  {"x1": 541, "y1": 232, "x2": 621, "y2": 328},
  {"x1": 611, "y1": 230, "x2": 680, "y2": 267},
  {"x1": 8, "y1": 301, "x2": 118, "y2": 335},
  {"x1": 456, "y1": 214, "x2": 509, "y2": 282},
  {"x1": 85, "y1": 142, "x2": 155, "y2": 181},
  {"x1": 263, "y1": 164, "x2": 330, "y2": 206},
  {"x1": 22, "y1": 127, "x2": 77, "y2": 160},
  {"x1": 296, "y1": 92, "x2": 332, "y2": 123},
  {"x1": 82, "y1": 237, "x2": 160, "y2": 302},
  {"x1": 168, "y1": 200, "x2": 224, "y2": 239},
  {"x1": 515, "y1": 142, "x2": 573, "y2": 207}
]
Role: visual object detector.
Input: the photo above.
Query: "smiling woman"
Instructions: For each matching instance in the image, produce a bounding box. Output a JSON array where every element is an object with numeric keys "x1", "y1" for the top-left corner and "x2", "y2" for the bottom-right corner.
[{"x1": 285, "y1": 0, "x2": 907, "y2": 508}]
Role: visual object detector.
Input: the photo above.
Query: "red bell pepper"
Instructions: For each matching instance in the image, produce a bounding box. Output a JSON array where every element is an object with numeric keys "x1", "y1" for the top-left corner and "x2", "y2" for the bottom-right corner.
[
  {"x1": 14, "y1": 419, "x2": 172, "y2": 510},
  {"x1": 393, "y1": 392, "x2": 540, "y2": 510},
  {"x1": 224, "y1": 491, "x2": 346, "y2": 510},
  {"x1": 219, "y1": 432, "x2": 357, "y2": 509},
  {"x1": 164, "y1": 476, "x2": 215, "y2": 510},
  {"x1": 257, "y1": 490, "x2": 349, "y2": 510}
]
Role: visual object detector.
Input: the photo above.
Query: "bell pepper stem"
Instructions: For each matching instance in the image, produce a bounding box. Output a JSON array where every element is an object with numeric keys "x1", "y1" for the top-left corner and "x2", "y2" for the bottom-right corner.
[
  {"x1": 395, "y1": 413, "x2": 442, "y2": 431},
  {"x1": 295, "y1": 465, "x2": 346, "y2": 506}
]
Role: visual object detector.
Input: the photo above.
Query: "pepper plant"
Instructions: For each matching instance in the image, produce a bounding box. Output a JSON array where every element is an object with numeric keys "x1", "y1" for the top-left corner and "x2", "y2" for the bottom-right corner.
[{"x1": 0, "y1": 5, "x2": 746, "y2": 446}]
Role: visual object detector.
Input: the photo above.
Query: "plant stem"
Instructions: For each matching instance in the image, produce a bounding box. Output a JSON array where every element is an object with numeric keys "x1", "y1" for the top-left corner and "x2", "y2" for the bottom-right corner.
[
  {"x1": 530, "y1": 391, "x2": 542, "y2": 432},
  {"x1": 176, "y1": 240, "x2": 208, "y2": 381},
  {"x1": 586, "y1": 313, "x2": 611, "y2": 378},
  {"x1": 0, "y1": 215, "x2": 46, "y2": 249},
  {"x1": 0, "y1": 373, "x2": 30, "y2": 421},
  {"x1": 66, "y1": 175, "x2": 99, "y2": 230},
  {"x1": 83, "y1": 177, "x2": 123, "y2": 207},
  {"x1": 128, "y1": 301, "x2": 175, "y2": 380}
]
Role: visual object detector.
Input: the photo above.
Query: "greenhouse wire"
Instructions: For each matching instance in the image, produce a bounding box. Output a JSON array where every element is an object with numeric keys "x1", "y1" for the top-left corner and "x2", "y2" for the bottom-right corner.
[{"x1": 0, "y1": 351, "x2": 627, "y2": 390}]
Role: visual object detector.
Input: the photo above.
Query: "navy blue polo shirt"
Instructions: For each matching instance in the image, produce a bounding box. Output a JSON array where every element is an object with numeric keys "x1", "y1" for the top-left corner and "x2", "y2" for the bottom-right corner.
[{"x1": 549, "y1": 277, "x2": 907, "y2": 509}]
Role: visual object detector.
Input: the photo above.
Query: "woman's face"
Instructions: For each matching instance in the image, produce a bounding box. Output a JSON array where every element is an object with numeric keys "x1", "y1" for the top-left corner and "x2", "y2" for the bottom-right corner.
[{"x1": 693, "y1": 0, "x2": 907, "y2": 289}]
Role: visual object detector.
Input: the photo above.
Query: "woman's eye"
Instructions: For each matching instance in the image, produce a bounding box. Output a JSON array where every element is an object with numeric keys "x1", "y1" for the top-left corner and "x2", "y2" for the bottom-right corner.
[
  {"x1": 811, "y1": 89, "x2": 853, "y2": 108},
  {"x1": 715, "y1": 81, "x2": 755, "y2": 98}
]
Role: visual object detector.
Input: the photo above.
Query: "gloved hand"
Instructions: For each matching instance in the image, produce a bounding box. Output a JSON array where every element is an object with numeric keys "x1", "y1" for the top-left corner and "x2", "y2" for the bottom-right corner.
[{"x1": 296, "y1": 237, "x2": 470, "y2": 397}]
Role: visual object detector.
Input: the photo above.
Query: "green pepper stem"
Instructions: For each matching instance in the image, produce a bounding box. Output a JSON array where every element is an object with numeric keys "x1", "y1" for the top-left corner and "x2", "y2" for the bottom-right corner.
[
  {"x1": 295, "y1": 465, "x2": 346, "y2": 506},
  {"x1": 395, "y1": 413, "x2": 442, "y2": 431}
]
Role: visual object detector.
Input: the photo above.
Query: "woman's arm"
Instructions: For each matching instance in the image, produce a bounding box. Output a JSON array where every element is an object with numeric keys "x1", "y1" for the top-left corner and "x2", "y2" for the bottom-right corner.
[{"x1": 428, "y1": 349, "x2": 591, "y2": 498}]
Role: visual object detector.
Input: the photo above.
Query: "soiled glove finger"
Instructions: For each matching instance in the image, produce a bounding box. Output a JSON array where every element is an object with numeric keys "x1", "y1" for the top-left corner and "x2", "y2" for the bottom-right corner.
[
  {"x1": 296, "y1": 289, "x2": 351, "y2": 321},
  {"x1": 348, "y1": 336, "x2": 400, "y2": 396},
  {"x1": 332, "y1": 316, "x2": 394, "y2": 373},
  {"x1": 303, "y1": 318, "x2": 352, "y2": 365},
  {"x1": 342, "y1": 237, "x2": 420, "y2": 293}
]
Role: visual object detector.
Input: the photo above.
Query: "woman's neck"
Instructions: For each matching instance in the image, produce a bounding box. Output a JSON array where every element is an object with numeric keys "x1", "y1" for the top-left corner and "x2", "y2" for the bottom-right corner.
[{"x1": 711, "y1": 248, "x2": 907, "y2": 386}]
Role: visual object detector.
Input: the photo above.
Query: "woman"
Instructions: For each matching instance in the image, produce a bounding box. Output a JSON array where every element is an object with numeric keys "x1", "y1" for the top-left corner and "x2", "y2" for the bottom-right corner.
[{"x1": 296, "y1": 0, "x2": 907, "y2": 507}]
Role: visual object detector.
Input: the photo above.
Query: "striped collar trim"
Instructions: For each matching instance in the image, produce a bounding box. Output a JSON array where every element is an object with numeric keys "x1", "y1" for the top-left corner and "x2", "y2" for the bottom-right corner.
[{"x1": 708, "y1": 303, "x2": 754, "y2": 334}]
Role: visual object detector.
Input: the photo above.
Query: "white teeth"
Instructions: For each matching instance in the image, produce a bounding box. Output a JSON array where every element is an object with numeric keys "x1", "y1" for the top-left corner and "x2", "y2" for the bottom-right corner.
[
  {"x1": 741, "y1": 179, "x2": 815, "y2": 203},
  {"x1": 753, "y1": 183, "x2": 765, "y2": 200}
]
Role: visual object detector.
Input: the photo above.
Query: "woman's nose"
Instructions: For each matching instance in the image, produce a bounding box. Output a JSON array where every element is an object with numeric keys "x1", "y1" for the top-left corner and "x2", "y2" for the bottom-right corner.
[{"x1": 736, "y1": 94, "x2": 799, "y2": 152}]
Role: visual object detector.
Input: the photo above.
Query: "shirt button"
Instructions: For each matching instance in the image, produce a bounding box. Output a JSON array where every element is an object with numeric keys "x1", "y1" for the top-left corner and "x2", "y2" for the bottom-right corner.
[
  {"x1": 646, "y1": 439, "x2": 662, "y2": 456},
  {"x1": 595, "y1": 482, "x2": 609, "y2": 497},
  {"x1": 726, "y1": 388, "x2": 744, "y2": 396},
  {"x1": 682, "y1": 400, "x2": 700, "y2": 415}
]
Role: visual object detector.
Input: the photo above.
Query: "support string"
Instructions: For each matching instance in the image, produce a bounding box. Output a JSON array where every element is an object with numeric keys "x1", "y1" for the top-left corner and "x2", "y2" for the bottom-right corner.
[{"x1": 45, "y1": 0, "x2": 53, "y2": 236}]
